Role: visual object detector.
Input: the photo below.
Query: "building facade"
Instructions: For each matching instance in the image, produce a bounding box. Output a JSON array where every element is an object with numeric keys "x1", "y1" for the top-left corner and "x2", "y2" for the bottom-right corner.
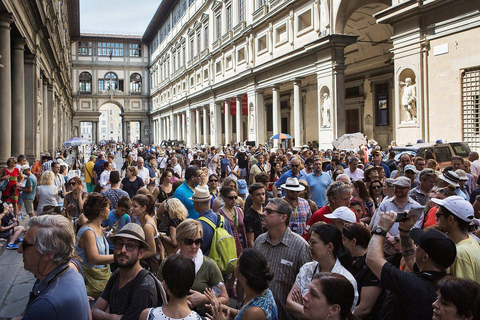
[
  {"x1": 0, "y1": 0, "x2": 78, "y2": 163},
  {"x1": 70, "y1": 34, "x2": 150, "y2": 145},
  {"x1": 144, "y1": 0, "x2": 480, "y2": 150}
]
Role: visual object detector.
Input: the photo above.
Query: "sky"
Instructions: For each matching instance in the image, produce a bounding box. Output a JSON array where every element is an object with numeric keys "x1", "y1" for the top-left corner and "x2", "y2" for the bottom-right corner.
[{"x1": 80, "y1": 0, "x2": 160, "y2": 36}]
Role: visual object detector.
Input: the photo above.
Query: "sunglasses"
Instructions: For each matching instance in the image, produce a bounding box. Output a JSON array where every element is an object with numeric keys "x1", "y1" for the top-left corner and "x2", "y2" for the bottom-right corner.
[
  {"x1": 22, "y1": 240, "x2": 34, "y2": 251},
  {"x1": 227, "y1": 195, "x2": 238, "y2": 200},
  {"x1": 114, "y1": 242, "x2": 140, "y2": 252},
  {"x1": 264, "y1": 208, "x2": 285, "y2": 215},
  {"x1": 372, "y1": 185, "x2": 382, "y2": 190},
  {"x1": 182, "y1": 238, "x2": 203, "y2": 246},
  {"x1": 291, "y1": 165, "x2": 299, "y2": 167},
  {"x1": 209, "y1": 179, "x2": 218, "y2": 183},
  {"x1": 69, "y1": 182, "x2": 76, "y2": 186}
]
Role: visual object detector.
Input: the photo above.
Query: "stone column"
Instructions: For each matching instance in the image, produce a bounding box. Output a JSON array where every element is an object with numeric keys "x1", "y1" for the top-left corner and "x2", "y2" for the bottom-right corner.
[
  {"x1": 11, "y1": 38, "x2": 26, "y2": 156},
  {"x1": 333, "y1": 64, "x2": 347, "y2": 137},
  {"x1": 92, "y1": 121, "x2": 98, "y2": 144},
  {"x1": 0, "y1": 14, "x2": 13, "y2": 164},
  {"x1": 186, "y1": 110, "x2": 193, "y2": 147},
  {"x1": 236, "y1": 95, "x2": 243, "y2": 143},
  {"x1": 176, "y1": 114, "x2": 181, "y2": 141},
  {"x1": 24, "y1": 54, "x2": 37, "y2": 162},
  {"x1": 182, "y1": 112, "x2": 187, "y2": 143},
  {"x1": 224, "y1": 100, "x2": 230, "y2": 145},
  {"x1": 211, "y1": 102, "x2": 222, "y2": 146},
  {"x1": 255, "y1": 90, "x2": 266, "y2": 144},
  {"x1": 203, "y1": 106, "x2": 208, "y2": 145},
  {"x1": 293, "y1": 79, "x2": 303, "y2": 148},
  {"x1": 42, "y1": 79, "x2": 49, "y2": 154},
  {"x1": 196, "y1": 108, "x2": 201, "y2": 145},
  {"x1": 170, "y1": 114, "x2": 175, "y2": 140},
  {"x1": 47, "y1": 85, "x2": 55, "y2": 154},
  {"x1": 272, "y1": 85, "x2": 281, "y2": 148}
]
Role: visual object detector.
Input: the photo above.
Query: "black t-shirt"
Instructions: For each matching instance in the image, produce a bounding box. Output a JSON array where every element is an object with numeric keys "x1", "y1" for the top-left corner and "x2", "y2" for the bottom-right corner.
[
  {"x1": 121, "y1": 177, "x2": 145, "y2": 198},
  {"x1": 244, "y1": 207, "x2": 266, "y2": 241},
  {"x1": 236, "y1": 152, "x2": 248, "y2": 169},
  {"x1": 380, "y1": 262, "x2": 446, "y2": 320},
  {"x1": 100, "y1": 270, "x2": 158, "y2": 320},
  {"x1": 351, "y1": 255, "x2": 384, "y2": 320}
]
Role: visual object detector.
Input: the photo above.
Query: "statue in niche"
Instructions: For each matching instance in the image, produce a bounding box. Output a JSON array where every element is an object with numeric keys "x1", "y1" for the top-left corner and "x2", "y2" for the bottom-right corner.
[
  {"x1": 321, "y1": 92, "x2": 331, "y2": 127},
  {"x1": 400, "y1": 77, "x2": 417, "y2": 122},
  {"x1": 210, "y1": 111, "x2": 215, "y2": 132},
  {"x1": 249, "y1": 105, "x2": 255, "y2": 132}
]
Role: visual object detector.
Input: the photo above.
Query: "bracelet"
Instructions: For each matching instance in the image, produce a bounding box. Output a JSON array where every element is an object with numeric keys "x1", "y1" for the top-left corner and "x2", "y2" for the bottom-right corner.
[{"x1": 398, "y1": 227, "x2": 410, "y2": 233}]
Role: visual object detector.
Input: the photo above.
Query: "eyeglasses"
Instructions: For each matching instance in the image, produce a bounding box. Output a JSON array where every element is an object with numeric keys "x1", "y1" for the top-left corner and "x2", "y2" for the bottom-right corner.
[
  {"x1": 114, "y1": 242, "x2": 140, "y2": 252},
  {"x1": 291, "y1": 165, "x2": 299, "y2": 168},
  {"x1": 22, "y1": 240, "x2": 34, "y2": 251},
  {"x1": 182, "y1": 238, "x2": 203, "y2": 246},
  {"x1": 209, "y1": 179, "x2": 218, "y2": 183},
  {"x1": 264, "y1": 208, "x2": 286, "y2": 215},
  {"x1": 227, "y1": 195, "x2": 238, "y2": 200}
]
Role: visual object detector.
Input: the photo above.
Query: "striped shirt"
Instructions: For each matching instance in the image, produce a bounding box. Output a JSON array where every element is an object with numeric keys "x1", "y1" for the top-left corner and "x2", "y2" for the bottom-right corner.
[
  {"x1": 254, "y1": 227, "x2": 311, "y2": 320},
  {"x1": 282, "y1": 197, "x2": 312, "y2": 236}
]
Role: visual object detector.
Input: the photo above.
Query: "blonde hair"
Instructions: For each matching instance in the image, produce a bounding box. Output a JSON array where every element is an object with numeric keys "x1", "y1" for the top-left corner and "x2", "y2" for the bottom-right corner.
[
  {"x1": 176, "y1": 219, "x2": 203, "y2": 243},
  {"x1": 165, "y1": 198, "x2": 188, "y2": 221},
  {"x1": 128, "y1": 166, "x2": 138, "y2": 176},
  {"x1": 39, "y1": 171, "x2": 55, "y2": 185}
]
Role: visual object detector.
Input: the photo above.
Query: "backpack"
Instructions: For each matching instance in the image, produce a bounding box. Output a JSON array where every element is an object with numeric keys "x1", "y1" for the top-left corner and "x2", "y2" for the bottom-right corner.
[{"x1": 198, "y1": 215, "x2": 237, "y2": 275}]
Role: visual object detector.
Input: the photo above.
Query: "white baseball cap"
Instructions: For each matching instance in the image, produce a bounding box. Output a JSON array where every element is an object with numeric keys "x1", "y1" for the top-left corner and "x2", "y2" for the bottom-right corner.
[
  {"x1": 431, "y1": 196, "x2": 474, "y2": 222},
  {"x1": 324, "y1": 206, "x2": 357, "y2": 223}
]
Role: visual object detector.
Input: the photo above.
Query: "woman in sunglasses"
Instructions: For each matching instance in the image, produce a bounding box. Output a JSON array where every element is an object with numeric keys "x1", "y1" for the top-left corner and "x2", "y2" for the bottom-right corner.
[
  {"x1": 368, "y1": 179, "x2": 384, "y2": 210},
  {"x1": 64, "y1": 176, "x2": 86, "y2": 219},
  {"x1": 218, "y1": 186, "x2": 247, "y2": 304},
  {"x1": 157, "y1": 219, "x2": 229, "y2": 317}
]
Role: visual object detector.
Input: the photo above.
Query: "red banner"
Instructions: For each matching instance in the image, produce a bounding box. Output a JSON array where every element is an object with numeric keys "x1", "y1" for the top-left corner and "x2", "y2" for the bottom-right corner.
[{"x1": 242, "y1": 94, "x2": 248, "y2": 116}]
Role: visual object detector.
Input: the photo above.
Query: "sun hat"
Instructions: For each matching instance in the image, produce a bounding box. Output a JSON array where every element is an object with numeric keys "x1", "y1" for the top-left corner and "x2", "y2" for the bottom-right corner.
[
  {"x1": 237, "y1": 179, "x2": 248, "y2": 195},
  {"x1": 324, "y1": 206, "x2": 357, "y2": 223},
  {"x1": 404, "y1": 164, "x2": 417, "y2": 173},
  {"x1": 409, "y1": 228, "x2": 456, "y2": 269},
  {"x1": 239, "y1": 147, "x2": 246, "y2": 152},
  {"x1": 439, "y1": 171, "x2": 460, "y2": 187},
  {"x1": 109, "y1": 223, "x2": 149, "y2": 249},
  {"x1": 393, "y1": 176, "x2": 411, "y2": 188},
  {"x1": 90, "y1": 155, "x2": 97, "y2": 160},
  {"x1": 454, "y1": 169, "x2": 468, "y2": 181},
  {"x1": 281, "y1": 177, "x2": 305, "y2": 192},
  {"x1": 189, "y1": 186, "x2": 212, "y2": 202},
  {"x1": 431, "y1": 195, "x2": 474, "y2": 222}
]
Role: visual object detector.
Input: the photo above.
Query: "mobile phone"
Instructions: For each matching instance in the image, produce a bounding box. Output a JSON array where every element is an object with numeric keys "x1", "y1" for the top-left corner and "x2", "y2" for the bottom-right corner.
[{"x1": 395, "y1": 212, "x2": 408, "y2": 222}]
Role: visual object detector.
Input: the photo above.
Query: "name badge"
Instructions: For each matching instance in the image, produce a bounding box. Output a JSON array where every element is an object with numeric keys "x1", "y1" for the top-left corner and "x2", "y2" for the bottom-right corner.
[{"x1": 281, "y1": 259, "x2": 293, "y2": 267}]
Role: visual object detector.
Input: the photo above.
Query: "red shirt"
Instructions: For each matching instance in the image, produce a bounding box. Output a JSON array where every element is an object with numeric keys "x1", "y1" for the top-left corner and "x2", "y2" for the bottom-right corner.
[{"x1": 302, "y1": 205, "x2": 332, "y2": 240}]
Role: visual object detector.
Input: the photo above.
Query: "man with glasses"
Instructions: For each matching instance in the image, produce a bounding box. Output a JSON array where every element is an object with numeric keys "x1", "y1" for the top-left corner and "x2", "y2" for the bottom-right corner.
[
  {"x1": 409, "y1": 168, "x2": 437, "y2": 206},
  {"x1": 191, "y1": 186, "x2": 232, "y2": 256},
  {"x1": 92, "y1": 223, "x2": 159, "y2": 320},
  {"x1": 254, "y1": 198, "x2": 311, "y2": 320},
  {"x1": 272, "y1": 157, "x2": 308, "y2": 198},
  {"x1": 281, "y1": 177, "x2": 311, "y2": 236},
  {"x1": 390, "y1": 153, "x2": 412, "y2": 179},
  {"x1": 16, "y1": 215, "x2": 89, "y2": 320},
  {"x1": 369, "y1": 150, "x2": 391, "y2": 178}
]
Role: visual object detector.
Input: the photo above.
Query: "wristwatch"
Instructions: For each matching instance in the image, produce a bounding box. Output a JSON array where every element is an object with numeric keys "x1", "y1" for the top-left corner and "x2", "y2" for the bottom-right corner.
[{"x1": 371, "y1": 226, "x2": 387, "y2": 237}]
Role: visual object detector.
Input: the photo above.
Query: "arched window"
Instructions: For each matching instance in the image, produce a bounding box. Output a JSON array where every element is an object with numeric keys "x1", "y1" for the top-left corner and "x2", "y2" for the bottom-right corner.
[
  {"x1": 79, "y1": 72, "x2": 92, "y2": 93},
  {"x1": 99, "y1": 72, "x2": 120, "y2": 92},
  {"x1": 130, "y1": 73, "x2": 142, "y2": 93}
]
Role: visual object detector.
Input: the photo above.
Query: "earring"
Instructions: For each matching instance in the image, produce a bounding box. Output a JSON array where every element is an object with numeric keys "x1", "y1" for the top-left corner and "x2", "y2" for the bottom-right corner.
[
  {"x1": 327, "y1": 314, "x2": 331, "y2": 319},
  {"x1": 327, "y1": 251, "x2": 330, "y2": 256}
]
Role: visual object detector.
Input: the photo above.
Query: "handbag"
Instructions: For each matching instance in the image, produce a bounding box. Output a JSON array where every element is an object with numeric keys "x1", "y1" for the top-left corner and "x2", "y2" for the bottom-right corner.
[{"x1": 0, "y1": 180, "x2": 8, "y2": 192}]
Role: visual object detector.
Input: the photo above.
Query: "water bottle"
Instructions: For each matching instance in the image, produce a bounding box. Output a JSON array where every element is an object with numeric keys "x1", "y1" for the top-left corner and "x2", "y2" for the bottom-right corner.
[{"x1": 212, "y1": 282, "x2": 223, "y2": 297}]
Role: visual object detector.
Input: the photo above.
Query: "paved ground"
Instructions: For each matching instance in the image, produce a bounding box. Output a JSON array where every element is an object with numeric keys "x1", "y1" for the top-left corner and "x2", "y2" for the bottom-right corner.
[{"x1": 0, "y1": 154, "x2": 125, "y2": 319}]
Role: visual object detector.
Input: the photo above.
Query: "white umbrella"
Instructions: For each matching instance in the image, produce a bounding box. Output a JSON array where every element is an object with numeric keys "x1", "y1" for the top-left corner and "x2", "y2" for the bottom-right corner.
[
  {"x1": 63, "y1": 137, "x2": 90, "y2": 147},
  {"x1": 332, "y1": 132, "x2": 366, "y2": 150}
]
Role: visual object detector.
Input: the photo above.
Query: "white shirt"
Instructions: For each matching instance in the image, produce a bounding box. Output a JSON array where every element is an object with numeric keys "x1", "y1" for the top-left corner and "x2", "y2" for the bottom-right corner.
[
  {"x1": 344, "y1": 167, "x2": 364, "y2": 181},
  {"x1": 471, "y1": 160, "x2": 480, "y2": 179},
  {"x1": 137, "y1": 167, "x2": 150, "y2": 184},
  {"x1": 172, "y1": 163, "x2": 182, "y2": 178},
  {"x1": 99, "y1": 170, "x2": 111, "y2": 189}
]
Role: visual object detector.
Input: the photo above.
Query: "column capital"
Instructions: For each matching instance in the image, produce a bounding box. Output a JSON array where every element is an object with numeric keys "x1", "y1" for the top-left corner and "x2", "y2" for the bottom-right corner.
[
  {"x1": 11, "y1": 38, "x2": 26, "y2": 50},
  {"x1": 293, "y1": 77, "x2": 304, "y2": 84},
  {"x1": 255, "y1": 89, "x2": 264, "y2": 94},
  {"x1": 0, "y1": 13, "x2": 13, "y2": 27},
  {"x1": 236, "y1": 94, "x2": 244, "y2": 99}
]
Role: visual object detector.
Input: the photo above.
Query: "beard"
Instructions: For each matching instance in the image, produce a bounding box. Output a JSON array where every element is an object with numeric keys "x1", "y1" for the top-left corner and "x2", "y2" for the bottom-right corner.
[{"x1": 114, "y1": 253, "x2": 138, "y2": 269}]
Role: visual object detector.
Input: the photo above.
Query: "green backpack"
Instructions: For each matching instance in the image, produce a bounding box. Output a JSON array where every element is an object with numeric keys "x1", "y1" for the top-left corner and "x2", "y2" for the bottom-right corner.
[{"x1": 199, "y1": 215, "x2": 237, "y2": 275}]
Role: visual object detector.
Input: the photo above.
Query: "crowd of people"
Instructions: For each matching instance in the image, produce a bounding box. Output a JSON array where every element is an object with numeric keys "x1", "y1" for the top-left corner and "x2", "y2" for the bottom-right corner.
[{"x1": 3, "y1": 141, "x2": 480, "y2": 320}]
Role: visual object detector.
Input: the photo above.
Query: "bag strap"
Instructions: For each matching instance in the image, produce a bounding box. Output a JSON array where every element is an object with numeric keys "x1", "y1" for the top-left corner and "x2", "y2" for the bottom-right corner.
[{"x1": 198, "y1": 216, "x2": 216, "y2": 230}]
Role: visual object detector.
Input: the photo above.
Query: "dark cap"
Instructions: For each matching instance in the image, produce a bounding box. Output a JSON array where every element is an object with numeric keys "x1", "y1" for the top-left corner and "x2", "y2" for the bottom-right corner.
[{"x1": 409, "y1": 228, "x2": 456, "y2": 269}]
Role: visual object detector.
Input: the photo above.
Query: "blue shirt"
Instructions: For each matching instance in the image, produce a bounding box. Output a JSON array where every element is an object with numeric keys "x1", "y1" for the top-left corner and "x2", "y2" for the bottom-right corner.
[
  {"x1": 94, "y1": 160, "x2": 106, "y2": 179},
  {"x1": 198, "y1": 209, "x2": 233, "y2": 256},
  {"x1": 23, "y1": 265, "x2": 89, "y2": 320},
  {"x1": 144, "y1": 163, "x2": 156, "y2": 179},
  {"x1": 307, "y1": 171, "x2": 332, "y2": 208},
  {"x1": 173, "y1": 181, "x2": 198, "y2": 219},
  {"x1": 102, "y1": 211, "x2": 132, "y2": 250},
  {"x1": 220, "y1": 158, "x2": 230, "y2": 172},
  {"x1": 21, "y1": 174, "x2": 37, "y2": 200},
  {"x1": 274, "y1": 170, "x2": 308, "y2": 196}
]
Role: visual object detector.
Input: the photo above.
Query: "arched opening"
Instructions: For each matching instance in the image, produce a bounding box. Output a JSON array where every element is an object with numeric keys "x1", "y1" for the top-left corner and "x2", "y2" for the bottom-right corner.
[
  {"x1": 99, "y1": 103, "x2": 123, "y2": 142},
  {"x1": 341, "y1": 2, "x2": 394, "y2": 145}
]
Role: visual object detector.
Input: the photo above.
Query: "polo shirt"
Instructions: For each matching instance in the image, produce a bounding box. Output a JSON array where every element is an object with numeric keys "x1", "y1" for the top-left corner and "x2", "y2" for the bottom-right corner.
[
  {"x1": 23, "y1": 265, "x2": 89, "y2": 320},
  {"x1": 306, "y1": 171, "x2": 332, "y2": 208},
  {"x1": 379, "y1": 262, "x2": 445, "y2": 320},
  {"x1": 21, "y1": 174, "x2": 37, "y2": 200},
  {"x1": 274, "y1": 170, "x2": 308, "y2": 196},
  {"x1": 173, "y1": 181, "x2": 198, "y2": 219},
  {"x1": 254, "y1": 228, "x2": 311, "y2": 320}
]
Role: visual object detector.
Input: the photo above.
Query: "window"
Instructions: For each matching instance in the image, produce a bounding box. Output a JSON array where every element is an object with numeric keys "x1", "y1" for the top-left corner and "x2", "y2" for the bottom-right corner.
[
  {"x1": 216, "y1": 61, "x2": 222, "y2": 74},
  {"x1": 275, "y1": 24, "x2": 287, "y2": 44},
  {"x1": 128, "y1": 43, "x2": 141, "y2": 57},
  {"x1": 216, "y1": 14, "x2": 222, "y2": 40},
  {"x1": 237, "y1": 48, "x2": 245, "y2": 62},
  {"x1": 130, "y1": 73, "x2": 142, "y2": 93},
  {"x1": 257, "y1": 0, "x2": 266, "y2": 8},
  {"x1": 298, "y1": 10, "x2": 312, "y2": 32},
  {"x1": 98, "y1": 42, "x2": 124, "y2": 56},
  {"x1": 79, "y1": 72, "x2": 92, "y2": 93},
  {"x1": 197, "y1": 73, "x2": 201, "y2": 84},
  {"x1": 462, "y1": 67, "x2": 480, "y2": 149},
  {"x1": 226, "y1": 55, "x2": 232, "y2": 70},
  {"x1": 204, "y1": 69, "x2": 209, "y2": 80},
  {"x1": 78, "y1": 42, "x2": 92, "y2": 55},
  {"x1": 204, "y1": 26, "x2": 209, "y2": 49},
  {"x1": 190, "y1": 76, "x2": 194, "y2": 87},
  {"x1": 98, "y1": 72, "x2": 118, "y2": 91},
  {"x1": 177, "y1": 50, "x2": 181, "y2": 68},
  {"x1": 190, "y1": 37, "x2": 194, "y2": 60},
  {"x1": 173, "y1": 52, "x2": 176, "y2": 71},
  {"x1": 239, "y1": 0, "x2": 245, "y2": 22},
  {"x1": 226, "y1": 5, "x2": 232, "y2": 31},
  {"x1": 109, "y1": 110, "x2": 113, "y2": 115},
  {"x1": 197, "y1": 32, "x2": 201, "y2": 54},
  {"x1": 258, "y1": 35, "x2": 267, "y2": 52}
]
